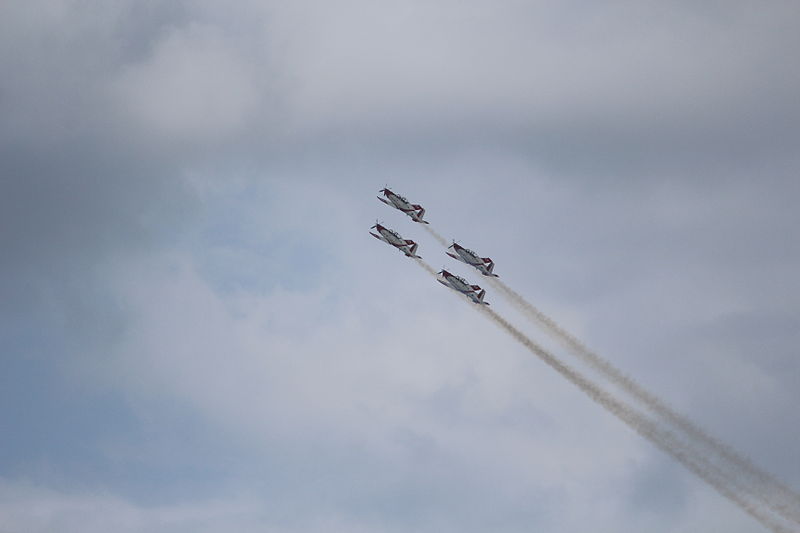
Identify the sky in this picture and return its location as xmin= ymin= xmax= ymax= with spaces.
xmin=1 ymin=1 xmax=799 ymax=532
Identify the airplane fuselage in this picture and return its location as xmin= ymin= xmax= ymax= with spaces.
xmin=378 ymin=189 xmax=428 ymax=223
xmin=444 ymin=274 xmax=471 ymax=293
xmin=387 ymin=193 xmax=412 ymax=212
xmin=370 ymin=224 xmax=420 ymax=258
xmin=456 ymin=247 xmax=480 ymax=265
xmin=436 ymin=270 xmax=489 ymax=304
xmin=447 ymin=243 xmax=498 ymax=277
xmin=378 ymin=227 xmax=405 ymax=246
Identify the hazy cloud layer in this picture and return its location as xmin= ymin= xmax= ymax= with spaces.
xmin=2 ymin=1 xmax=799 ymax=532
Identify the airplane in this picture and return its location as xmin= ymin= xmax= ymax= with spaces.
xmin=437 ymin=269 xmax=489 ymax=305
xmin=378 ymin=188 xmax=429 ymax=224
xmin=446 ymin=242 xmax=498 ymax=277
xmin=370 ymin=223 xmax=422 ymax=258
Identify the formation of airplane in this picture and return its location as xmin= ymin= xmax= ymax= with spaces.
xmin=372 ymin=187 xmax=495 ymax=304
xmin=370 ymin=223 xmax=421 ymax=258
xmin=447 ymin=242 xmax=498 ymax=277
xmin=378 ymin=188 xmax=429 ymax=224
xmin=436 ymin=269 xmax=489 ymax=305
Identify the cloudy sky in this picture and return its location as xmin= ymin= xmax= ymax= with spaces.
xmin=2 ymin=1 xmax=799 ymax=531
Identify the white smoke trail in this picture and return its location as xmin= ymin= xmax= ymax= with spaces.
xmin=414 ymin=258 xmax=438 ymax=276
xmin=419 ymin=220 xmax=800 ymax=521
xmin=423 ymin=224 xmax=449 ymax=247
xmin=486 ymin=277 xmax=800 ymax=525
xmin=413 ymin=255 xmax=796 ymax=531
xmin=478 ymin=306 xmax=794 ymax=533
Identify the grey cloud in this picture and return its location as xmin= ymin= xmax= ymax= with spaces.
xmin=2 ymin=2 xmax=799 ymax=532
xmin=267 ymin=1 xmax=800 ymax=168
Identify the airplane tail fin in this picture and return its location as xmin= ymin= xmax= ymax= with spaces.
xmin=485 ymin=260 xmax=498 ymax=276
xmin=409 ymin=242 xmax=420 ymax=258
xmin=477 ymin=289 xmax=489 ymax=305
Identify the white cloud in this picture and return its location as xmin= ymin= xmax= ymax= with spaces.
xmin=3 ymin=2 xmax=800 ymax=532
xmin=270 ymin=1 xmax=800 ymax=141
xmin=0 ymin=479 xmax=398 ymax=533
xmin=112 ymin=23 xmax=259 ymax=143
xmin=0 ymin=480 xmax=258 ymax=533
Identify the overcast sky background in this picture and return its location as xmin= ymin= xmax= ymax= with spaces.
xmin=2 ymin=1 xmax=799 ymax=532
